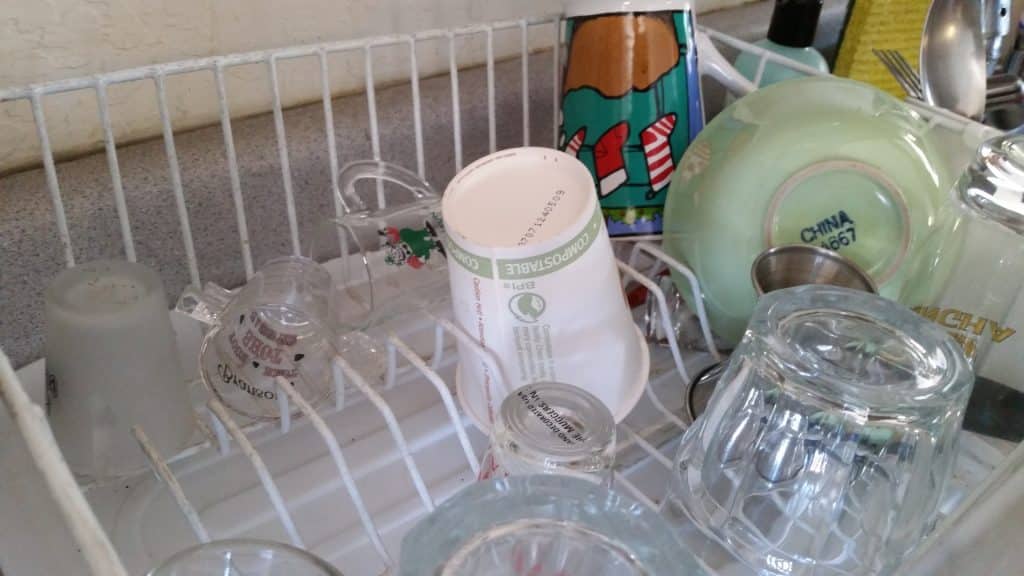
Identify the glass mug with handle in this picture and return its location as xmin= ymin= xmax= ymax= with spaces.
xmin=178 ymin=256 xmax=382 ymax=422
xmin=180 ymin=161 xmax=448 ymax=421
xmin=309 ymin=160 xmax=449 ymax=333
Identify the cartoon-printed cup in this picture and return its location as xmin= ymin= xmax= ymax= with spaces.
xmin=442 ymin=147 xmax=649 ymax=431
xmin=310 ymin=160 xmax=450 ymax=332
xmin=559 ymin=0 xmax=704 ymax=236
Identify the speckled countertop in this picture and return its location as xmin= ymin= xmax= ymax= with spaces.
xmin=0 ymin=1 xmax=847 ymax=367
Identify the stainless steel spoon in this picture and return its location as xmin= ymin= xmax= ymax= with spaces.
xmin=920 ymin=0 xmax=988 ymax=118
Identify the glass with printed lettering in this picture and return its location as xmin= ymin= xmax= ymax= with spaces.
xmin=178 ymin=256 xmax=381 ymax=422
xmin=479 ymin=381 xmax=616 ymax=486
xmin=900 ymin=132 xmax=1024 ymax=440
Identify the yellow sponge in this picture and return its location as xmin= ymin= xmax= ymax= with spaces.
xmin=834 ymin=0 xmax=931 ymax=98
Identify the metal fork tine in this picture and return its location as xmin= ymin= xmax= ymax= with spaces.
xmin=890 ymin=50 xmax=924 ymax=99
xmin=882 ymin=50 xmax=916 ymax=98
xmin=872 ymin=49 xmax=923 ymax=99
xmin=873 ymin=49 xmax=908 ymax=93
xmin=887 ymin=50 xmax=922 ymax=99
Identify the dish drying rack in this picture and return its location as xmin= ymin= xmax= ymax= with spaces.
xmin=0 ymin=15 xmax=1017 ymax=576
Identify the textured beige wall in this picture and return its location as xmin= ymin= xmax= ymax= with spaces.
xmin=0 ymin=0 xmax=749 ymax=175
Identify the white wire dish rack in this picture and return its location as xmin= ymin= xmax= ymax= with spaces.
xmin=0 ymin=14 xmax=1017 ymax=576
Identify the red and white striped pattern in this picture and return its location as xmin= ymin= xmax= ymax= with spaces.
xmin=641 ymin=113 xmax=677 ymax=192
xmin=564 ymin=127 xmax=585 ymax=158
xmin=594 ymin=122 xmax=629 ymax=197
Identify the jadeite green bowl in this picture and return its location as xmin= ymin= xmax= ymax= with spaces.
xmin=663 ymin=76 xmax=952 ymax=346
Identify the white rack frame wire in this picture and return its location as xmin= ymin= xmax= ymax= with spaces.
xmin=0 ymin=15 xmax=1008 ymax=576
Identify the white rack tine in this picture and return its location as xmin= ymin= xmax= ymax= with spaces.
xmin=408 ymin=37 xmax=426 ymax=178
xmin=95 ymin=81 xmax=137 ymax=262
xmin=206 ymin=398 xmax=305 ymax=547
xmin=551 ymin=18 xmax=561 ymax=147
xmin=0 ymin=18 xmax=565 ymax=101
xmin=213 ymin=64 xmax=255 ymax=279
xmin=267 ymin=57 xmax=302 ymax=256
xmin=753 ymin=53 xmax=769 ymax=87
xmin=616 ymin=261 xmax=691 ymax=384
xmin=319 ymin=49 xmax=343 ymax=215
xmin=132 ymin=426 xmax=211 ymax=543
xmin=699 ymin=26 xmax=827 ymax=78
xmin=30 ymin=92 xmax=75 ymax=267
xmin=614 ymin=472 xmax=660 ymax=511
xmin=448 ymin=32 xmax=463 ymax=172
xmin=630 ymin=242 xmax=722 ymax=361
xmin=204 ymin=405 xmax=231 ymax=456
xmin=430 ymin=322 xmax=445 ymax=372
xmin=332 ymin=356 xmax=436 ymax=512
xmin=644 ymin=383 xmax=687 ymax=431
xmin=276 ymin=381 xmax=292 ymax=433
xmin=620 ymin=424 xmax=674 ymax=469
xmin=364 ymin=47 xmax=382 ymax=163
xmin=193 ymin=413 xmax=218 ymax=446
xmin=0 ymin=351 xmax=130 ymax=576
xmin=904 ymin=97 xmax=1000 ymax=138
xmin=333 ymin=361 xmax=347 ymax=411
xmin=155 ymin=73 xmax=201 ymax=286
xmin=364 ymin=46 xmax=385 ymax=207
xmin=320 ymin=51 xmax=350 ymax=260
xmin=427 ymin=313 xmax=509 ymax=398
xmin=520 ymin=20 xmax=530 ymax=146
xmin=385 ymin=341 xmax=398 ymax=390
xmin=388 ymin=334 xmax=480 ymax=476
xmin=273 ymin=376 xmax=395 ymax=568
xmin=485 ymin=27 xmax=497 ymax=154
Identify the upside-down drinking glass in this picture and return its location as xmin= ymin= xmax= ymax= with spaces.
xmin=401 ymin=475 xmax=708 ymax=576
xmin=479 ymin=381 xmax=616 ymax=486
xmin=663 ymin=285 xmax=973 ymax=576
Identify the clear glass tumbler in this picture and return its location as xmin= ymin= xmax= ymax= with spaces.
xmin=147 ymin=539 xmax=342 ymax=575
xmin=400 ymin=475 xmax=708 ymax=576
xmin=479 ymin=381 xmax=616 ymax=486
xmin=899 ymin=131 xmax=1024 ymax=441
xmin=900 ymin=131 xmax=1024 ymax=368
xmin=663 ymin=285 xmax=973 ymax=576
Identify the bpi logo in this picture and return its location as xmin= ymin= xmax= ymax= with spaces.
xmin=508 ymin=292 xmax=546 ymax=323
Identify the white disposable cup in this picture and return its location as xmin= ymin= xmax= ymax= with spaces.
xmin=442 ymin=147 xmax=649 ymax=431
xmin=45 ymin=260 xmax=195 ymax=481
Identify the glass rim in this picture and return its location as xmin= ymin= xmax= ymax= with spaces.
xmin=440 ymin=518 xmax=645 ymax=575
xmin=959 ymin=132 xmax=1024 ymax=235
xmin=754 ymin=285 xmax=973 ymax=412
xmin=44 ymin=259 xmax=166 ymax=320
xmin=399 ymin=475 xmax=706 ymax=576
xmin=147 ymin=538 xmax=343 ymax=576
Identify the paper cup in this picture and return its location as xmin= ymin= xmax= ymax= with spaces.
xmin=442 ymin=147 xmax=649 ymax=431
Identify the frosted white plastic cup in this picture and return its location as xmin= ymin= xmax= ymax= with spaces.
xmin=442 ymin=147 xmax=649 ymax=431
xmin=45 ymin=260 xmax=195 ymax=482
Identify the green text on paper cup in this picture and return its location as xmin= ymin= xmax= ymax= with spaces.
xmin=498 ymin=208 xmax=602 ymax=280
xmin=446 ymin=237 xmax=494 ymax=278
